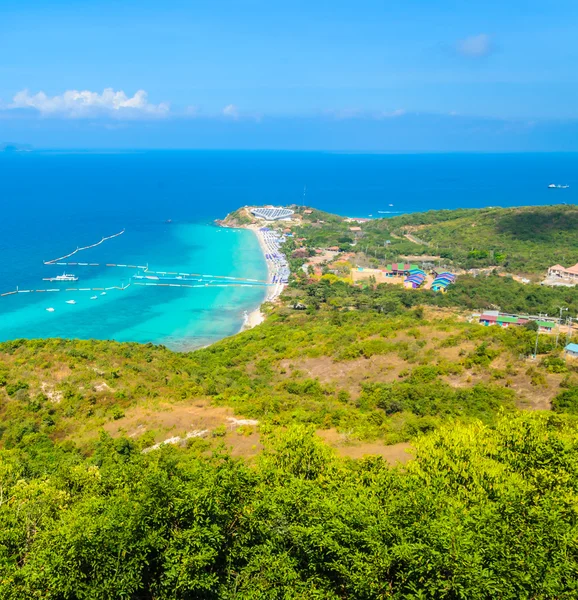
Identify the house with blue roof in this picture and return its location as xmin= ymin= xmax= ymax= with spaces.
xmin=564 ymin=343 xmax=578 ymax=358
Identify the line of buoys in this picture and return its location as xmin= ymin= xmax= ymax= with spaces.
xmin=44 ymin=229 xmax=125 ymax=264
xmin=133 ymin=282 xmax=259 ymax=289
xmin=51 ymin=261 xmax=269 ymax=284
xmin=1 ymin=283 xmax=131 ymax=296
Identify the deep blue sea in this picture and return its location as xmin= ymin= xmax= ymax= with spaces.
xmin=1 ymin=151 xmax=577 ymax=348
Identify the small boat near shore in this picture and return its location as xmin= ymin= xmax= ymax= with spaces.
xmin=548 ymin=183 xmax=570 ymax=189
xmin=65 ymin=299 xmax=76 ymax=305
xmin=46 ymin=307 xmax=55 ymax=312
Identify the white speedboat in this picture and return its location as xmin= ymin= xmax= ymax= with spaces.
xmin=43 ymin=273 xmax=78 ymax=282
xmin=90 ymin=295 xmax=98 ymax=300
xmin=46 ymin=307 xmax=55 ymax=312
xmin=65 ymin=300 xmax=76 ymax=305
xmin=101 ymin=292 xmax=107 ymax=296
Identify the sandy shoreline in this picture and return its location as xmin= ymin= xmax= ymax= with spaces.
xmin=240 ymin=225 xmax=287 ymax=332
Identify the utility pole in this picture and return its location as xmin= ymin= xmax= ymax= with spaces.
xmin=533 ymin=312 xmax=542 ymax=360
xmin=556 ymin=307 xmax=568 ymax=347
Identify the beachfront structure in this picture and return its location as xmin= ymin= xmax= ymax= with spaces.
xmin=548 ymin=263 xmax=578 ymax=282
xmin=251 ymin=207 xmax=294 ymax=221
xmin=565 ymin=343 xmax=578 ymax=358
xmin=431 ymin=272 xmax=457 ymax=293
xmin=478 ymin=311 xmax=555 ymax=332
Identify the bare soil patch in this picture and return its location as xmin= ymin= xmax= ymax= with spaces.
xmin=317 ymin=429 xmax=413 ymax=464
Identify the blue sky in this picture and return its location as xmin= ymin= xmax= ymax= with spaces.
xmin=1 ymin=0 xmax=577 ymax=150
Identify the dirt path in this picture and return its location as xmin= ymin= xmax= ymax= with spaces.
xmin=404 ymin=233 xmax=430 ymax=246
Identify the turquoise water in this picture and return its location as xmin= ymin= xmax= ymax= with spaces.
xmin=1 ymin=150 xmax=577 ymax=349
xmin=0 ymin=221 xmax=267 ymax=350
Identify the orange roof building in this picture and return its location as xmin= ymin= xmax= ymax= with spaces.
xmin=548 ymin=263 xmax=578 ymax=280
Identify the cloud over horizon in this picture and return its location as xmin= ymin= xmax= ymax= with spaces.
xmin=222 ymin=104 xmax=239 ymax=119
xmin=8 ymin=88 xmax=170 ymax=118
xmin=456 ymin=33 xmax=493 ymax=57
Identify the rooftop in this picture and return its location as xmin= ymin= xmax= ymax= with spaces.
xmin=251 ymin=207 xmax=295 ymax=221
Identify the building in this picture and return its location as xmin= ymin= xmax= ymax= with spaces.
xmin=404 ymin=269 xmax=427 ymax=289
xmin=344 ymin=217 xmax=370 ymax=224
xmin=431 ymin=272 xmax=457 ymax=293
xmin=250 ymin=207 xmax=295 ymax=221
xmin=548 ymin=263 xmax=578 ymax=282
xmin=478 ymin=311 xmax=556 ymax=332
xmin=565 ymin=343 xmax=578 ymax=358
xmin=383 ymin=263 xmax=418 ymax=277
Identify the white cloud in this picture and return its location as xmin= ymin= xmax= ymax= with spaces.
xmin=9 ymin=88 xmax=169 ymax=118
xmin=456 ymin=34 xmax=493 ymax=57
xmin=222 ymin=104 xmax=239 ymax=119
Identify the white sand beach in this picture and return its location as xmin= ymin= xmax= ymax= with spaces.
xmin=241 ymin=225 xmax=288 ymax=331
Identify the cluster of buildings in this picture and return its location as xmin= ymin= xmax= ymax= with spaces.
xmin=477 ymin=310 xmax=556 ymax=332
xmin=353 ymin=263 xmax=457 ymax=292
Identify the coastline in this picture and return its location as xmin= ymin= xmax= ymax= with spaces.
xmin=232 ymin=223 xmax=288 ymax=332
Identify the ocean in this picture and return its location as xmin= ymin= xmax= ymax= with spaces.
xmin=1 ymin=150 xmax=577 ymax=348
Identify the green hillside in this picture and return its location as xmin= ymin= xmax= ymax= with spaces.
xmin=1 ymin=300 xmax=576 ymax=452
xmin=3 ymin=202 xmax=578 ymax=597
xmin=363 ymin=204 xmax=578 ymax=273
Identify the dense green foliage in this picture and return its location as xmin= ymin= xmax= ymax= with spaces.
xmin=292 ymin=273 xmax=578 ymax=319
xmin=365 ymin=204 xmax=578 ymax=273
xmin=3 ymin=203 xmax=578 ymax=597
xmin=292 ymin=204 xmax=578 ymax=274
xmin=1 ymin=413 xmax=578 ymax=598
xmin=2 ymin=299 xmax=573 ymax=449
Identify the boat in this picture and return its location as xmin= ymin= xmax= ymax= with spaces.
xmin=65 ymin=300 xmax=76 ymax=305
xmin=548 ymin=184 xmax=570 ymax=189
xmin=389 ymin=203 xmax=394 ymax=206
xmin=42 ymin=273 xmax=78 ymax=282
xmin=46 ymin=307 xmax=55 ymax=312
xmin=90 ymin=295 xmax=98 ymax=300
xmin=101 ymin=292 xmax=107 ymax=296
